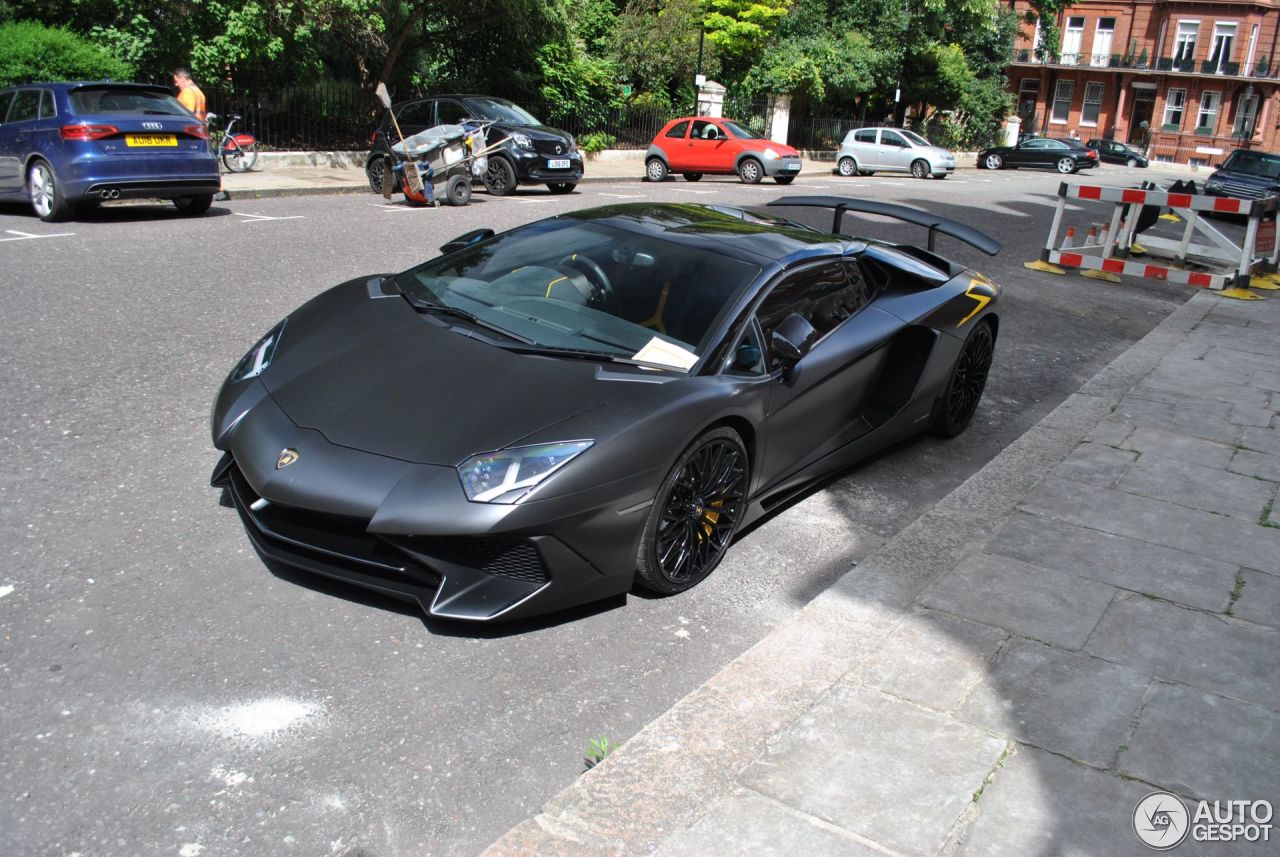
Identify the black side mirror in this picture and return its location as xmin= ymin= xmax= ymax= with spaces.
xmin=771 ymin=313 xmax=817 ymax=383
xmin=440 ymin=228 xmax=494 ymax=255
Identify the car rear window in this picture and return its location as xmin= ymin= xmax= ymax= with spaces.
xmin=1222 ymin=150 xmax=1280 ymax=179
xmin=69 ymin=88 xmax=187 ymax=116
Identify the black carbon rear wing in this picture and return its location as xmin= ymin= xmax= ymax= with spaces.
xmin=768 ymin=195 xmax=1002 ymax=257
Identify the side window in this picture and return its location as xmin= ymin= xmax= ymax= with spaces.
xmin=881 ymin=130 xmax=907 ymax=147
xmin=395 ymin=100 xmax=434 ymax=128
xmin=39 ymin=90 xmax=56 ymax=119
xmin=8 ymin=90 xmax=40 ymax=123
xmin=691 ymin=120 xmax=721 ymax=140
xmin=854 ymin=129 xmax=877 ymax=143
xmin=756 ymin=262 xmax=862 ymax=367
xmin=437 ymin=99 xmax=468 ymax=125
xmin=725 ymin=321 xmax=767 ymax=376
xmin=665 ymin=120 xmax=691 ymax=139
xmin=0 ymin=92 xmax=14 ymax=123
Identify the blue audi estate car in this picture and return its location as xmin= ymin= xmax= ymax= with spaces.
xmin=0 ymin=81 xmax=220 ymax=222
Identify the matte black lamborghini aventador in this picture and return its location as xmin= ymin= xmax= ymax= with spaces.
xmin=211 ymin=198 xmax=1002 ymax=622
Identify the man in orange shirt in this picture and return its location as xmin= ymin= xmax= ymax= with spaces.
xmin=173 ymin=67 xmax=206 ymax=122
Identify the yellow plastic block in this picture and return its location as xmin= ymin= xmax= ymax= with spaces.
xmin=1218 ymin=287 xmax=1266 ymax=301
xmin=1082 ymin=270 xmax=1122 ymax=283
xmin=1249 ymin=277 xmax=1280 ymax=290
xmin=1129 ymin=242 xmax=1148 ymax=256
xmin=1023 ymin=260 xmax=1066 ymax=274
xmin=1159 ymin=213 xmax=1182 ymax=222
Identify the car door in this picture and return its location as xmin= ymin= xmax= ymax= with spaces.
xmin=756 ymin=259 xmax=902 ymax=491
xmin=878 ymin=129 xmax=913 ymax=171
xmin=687 ymin=119 xmax=730 ymax=172
xmin=0 ymin=89 xmax=41 ymax=193
xmin=849 ymin=128 xmax=877 ymax=167
xmin=0 ymin=89 xmax=18 ymax=192
xmin=660 ymin=119 xmax=692 ymax=170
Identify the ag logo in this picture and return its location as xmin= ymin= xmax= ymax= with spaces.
xmin=276 ymin=448 xmax=299 ymax=469
xmin=1134 ymin=792 xmax=1190 ymax=850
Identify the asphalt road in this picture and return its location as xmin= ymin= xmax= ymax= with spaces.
xmin=0 ymin=164 xmax=1214 ymax=856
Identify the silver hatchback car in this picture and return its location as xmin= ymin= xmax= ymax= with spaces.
xmin=836 ymin=127 xmax=956 ymax=179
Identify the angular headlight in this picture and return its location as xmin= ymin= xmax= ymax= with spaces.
xmin=458 ymin=441 xmax=593 ymax=503
xmin=231 ymin=319 xmax=285 ymax=382
xmin=510 ymin=132 xmax=534 ymax=150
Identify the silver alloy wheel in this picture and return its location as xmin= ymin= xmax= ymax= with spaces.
xmin=646 ymin=159 xmax=667 ymax=181
xmin=1057 ymin=157 xmax=1075 ymax=174
xmin=838 ymin=157 xmax=856 ymax=177
xmin=29 ymin=162 xmax=54 ymax=219
xmin=739 ymin=159 xmax=761 ymax=183
xmin=911 ymin=159 xmax=929 ymax=179
xmin=1126 ymin=157 xmax=1138 ymax=168
xmin=984 ymin=154 xmax=1002 ymax=170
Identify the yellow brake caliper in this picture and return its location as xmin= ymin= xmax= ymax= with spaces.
xmin=701 ymin=499 xmax=724 ymax=539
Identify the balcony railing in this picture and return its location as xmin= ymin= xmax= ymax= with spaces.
xmin=1011 ymin=50 xmax=1272 ymax=77
xmin=1201 ymin=59 xmax=1241 ymax=75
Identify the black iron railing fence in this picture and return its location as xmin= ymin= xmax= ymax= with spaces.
xmin=204 ymin=82 xmax=381 ymax=150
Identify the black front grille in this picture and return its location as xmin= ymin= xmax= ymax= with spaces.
xmin=1213 ymin=180 xmax=1272 ymax=200
xmin=412 ymin=536 xmax=549 ymax=584
xmin=534 ymin=139 xmax=570 ymax=157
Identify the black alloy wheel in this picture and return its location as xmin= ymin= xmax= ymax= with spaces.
xmin=484 ymin=156 xmax=517 ymax=195
xmin=635 ymin=428 xmax=749 ymax=594
xmin=933 ymin=319 xmax=994 ymax=437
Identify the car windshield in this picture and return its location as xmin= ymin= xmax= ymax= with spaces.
xmin=902 ymin=130 xmax=931 ymax=146
xmin=464 ymin=97 xmax=541 ymax=126
xmin=722 ymin=121 xmax=763 ymax=140
xmin=1223 ymin=150 xmax=1280 ymax=178
xmin=401 ymin=218 xmax=761 ymax=370
xmin=70 ymin=87 xmax=187 ymax=115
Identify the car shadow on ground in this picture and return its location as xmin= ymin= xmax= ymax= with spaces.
xmin=0 ymin=200 xmax=235 ymax=223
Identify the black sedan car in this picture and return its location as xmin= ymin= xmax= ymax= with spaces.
xmin=1085 ymin=138 xmax=1149 ymax=168
xmin=211 ymin=200 xmax=1002 ymax=622
xmin=366 ymin=94 xmax=582 ymax=196
xmin=978 ymin=137 xmax=1099 ymax=174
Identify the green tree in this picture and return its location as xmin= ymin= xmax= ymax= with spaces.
xmin=0 ymin=20 xmax=132 ymax=85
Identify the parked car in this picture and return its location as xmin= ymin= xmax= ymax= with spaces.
xmin=0 ymin=81 xmax=220 ymax=222
xmin=977 ymin=137 xmax=1099 ymax=174
xmin=210 ymin=200 xmax=1002 ymax=622
xmin=367 ymin=94 xmax=582 ymax=196
xmin=836 ymin=127 xmax=956 ymax=179
xmin=1085 ymin=138 xmax=1149 ymax=168
xmin=1204 ymin=148 xmax=1280 ymax=200
xmin=645 ymin=117 xmax=802 ymax=184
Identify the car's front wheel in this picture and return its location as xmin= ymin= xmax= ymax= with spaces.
xmin=484 ymin=156 xmax=518 ymax=196
xmin=1057 ymin=157 xmax=1077 ymax=174
xmin=28 ymin=160 xmax=74 ymax=222
xmin=983 ymin=154 xmax=1003 ymax=170
xmin=837 ymin=156 xmax=857 ymax=177
xmin=1126 ymin=157 xmax=1139 ymax=168
xmin=646 ymin=158 xmax=669 ymax=182
xmin=911 ymin=159 xmax=930 ymax=179
xmin=738 ymin=157 xmax=763 ymax=184
xmin=682 ymin=173 xmax=702 ymax=182
xmin=635 ymin=427 xmax=749 ymax=595
xmin=932 ymin=319 xmax=995 ymax=438
xmin=547 ymin=182 xmax=575 ymax=194
xmin=173 ymin=194 xmax=213 ymax=215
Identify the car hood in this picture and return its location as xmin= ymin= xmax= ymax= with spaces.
xmin=489 ymin=122 xmax=572 ymax=141
xmin=260 ymin=281 xmax=617 ymax=466
xmin=922 ymin=145 xmax=954 ymax=159
xmin=1210 ymin=167 xmax=1279 ymax=187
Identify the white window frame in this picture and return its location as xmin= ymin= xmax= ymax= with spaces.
xmin=1246 ymin=23 xmax=1260 ymax=72
xmin=1196 ymin=91 xmax=1220 ymax=133
xmin=1174 ymin=20 xmax=1200 ymax=66
xmin=1092 ymin=18 xmax=1116 ymax=67
xmin=1081 ymin=82 xmax=1105 ymax=125
xmin=1163 ymin=88 xmax=1187 ymax=128
xmin=1051 ymin=80 xmax=1075 ymax=123
xmin=1234 ymin=93 xmax=1260 ymax=136
xmin=1210 ymin=22 xmax=1238 ymax=72
xmin=1062 ymin=16 xmax=1085 ymax=65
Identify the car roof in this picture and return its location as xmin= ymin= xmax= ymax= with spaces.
xmin=559 ymin=203 xmax=847 ymax=265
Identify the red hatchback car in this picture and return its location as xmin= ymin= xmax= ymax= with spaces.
xmin=645 ymin=116 xmax=803 ymax=184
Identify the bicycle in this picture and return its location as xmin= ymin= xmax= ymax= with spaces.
xmin=206 ymin=112 xmax=258 ymax=173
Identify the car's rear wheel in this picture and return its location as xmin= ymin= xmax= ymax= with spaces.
xmin=837 ymin=156 xmax=857 ymax=177
xmin=646 ymin=158 xmax=669 ymax=182
xmin=1057 ymin=157 xmax=1077 ymax=174
xmin=547 ymin=182 xmax=575 ymax=194
xmin=173 ymin=194 xmax=213 ymax=215
xmin=366 ymin=157 xmax=386 ymax=192
xmin=28 ymin=160 xmax=73 ymax=223
xmin=1126 ymin=157 xmax=1139 ymax=168
xmin=910 ymin=159 xmax=930 ymax=179
xmin=932 ymin=319 xmax=995 ymax=438
xmin=484 ymin=156 xmax=517 ymax=195
xmin=984 ymin=153 xmax=1003 ymax=170
xmin=635 ymin=427 xmax=749 ymax=595
xmin=738 ymin=158 xmax=763 ymax=184
xmin=682 ymin=173 xmax=702 ymax=182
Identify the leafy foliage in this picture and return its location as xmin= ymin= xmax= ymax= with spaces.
xmin=0 ymin=20 xmax=132 ymax=86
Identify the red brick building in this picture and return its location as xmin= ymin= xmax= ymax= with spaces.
xmin=1006 ymin=0 xmax=1280 ymax=164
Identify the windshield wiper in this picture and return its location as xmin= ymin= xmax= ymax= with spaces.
xmin=402 ymin=293 xmax=534 ymax=343
xmin=502 ymin=344 xmax=626 ymax=363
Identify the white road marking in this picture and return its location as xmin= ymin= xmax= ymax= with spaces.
xmin=0 ymin=584 xmax=13 ymax=599
xmin=597 ymin=192 xmax=643 ymax=198
xmin=671 ymin=189 xmax=716 ymax=195
xmin=234 ymin=213 xmax=305 ymax=222
xmin=609 ymin=184 xmax=642 ymax=189
xmin=1 ymin=229 xmax=75 ymax=242
xmin=804 ymin=184 xmax=831 ymax=189
xmin=515 ymin=198 xmax=555 ymax=204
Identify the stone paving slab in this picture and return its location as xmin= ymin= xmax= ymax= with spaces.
xmin=1086 ymin=592 xmax=1280 ymax=710
xmin=1120 ymin=425 xmax=1235 ymax=469
xmin=1115 ymin=453 xmax=1276 ymax=520
xmin=740 ymin=686 xmax=1006 ymax=857
xmin=920 ymin=552 xmax=1116 ymax=649
xmin=1240 ymin=425 xmax=1280 ymax=457
xmin=1050 ymin=441 xmax=1136 ymax=488
xmin=1109 ymin=396 xmax=1239 ymax=444
xmin=1121 ymin=681 xmax=1280 ymax=802
xmin=958 ymin=638 xmax=1150 ymax=766
xmin=985 ymin=512 xmax=1236 ymax=612
xmin=1232 ymin=569 xmax=1280 ymax=629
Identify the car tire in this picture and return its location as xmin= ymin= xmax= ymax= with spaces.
xmin=28 ymin=160 xmax=74 ymax=223
xmin=366 ymin=157 xmax=385 ymax=192
xmin=546 ymin=182 xmax=575 ymax=194
xmin=837 ymin=157 xmax=857 ymax=177
xmin=173 ymin=194 xmax=214 ymax=215
xmin=1126 ymin=157 xmax=1139 ymax=168
xmin=738 ymin=157 xmax=763 ymax=184
xmin=646 ymin=158 xmax=669 ymax=182
xmin=910 ymin=159 xmax=930 ymax=179
xmin=634 ymin=426 xmax=750 ymax=595
xmin=682 ymin=173 xmax=702 ymax=182
xmin=774 ymin=175 xmax=796 ymax=185
xmin=446 ymin=174 xmax=472 ymax=206
xmin=484 ymin=156 xmax=518 ymax=196
xmin=932 ymin=319 xmax=995 ymax=438
xmin=1057 ymin=157 xmax=1077 ymax=174
xmin=984 ymin=154 xmax=1003 ymax=170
